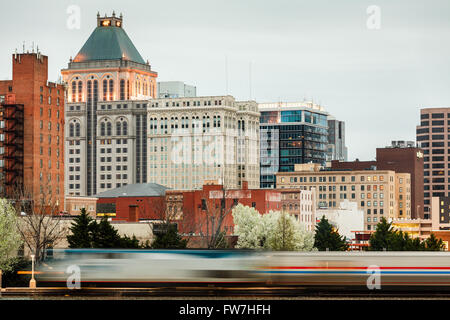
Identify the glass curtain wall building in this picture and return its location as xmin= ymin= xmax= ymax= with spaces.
xmin=259 ymin=102 xmax=329 ymax=188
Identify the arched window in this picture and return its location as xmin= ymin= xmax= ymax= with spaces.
xmin=100 ymin=122 xmax=106 ymax=136
xmin=71 ymin=81 xmax=76 ymax=102
xmin=120 ymin=79 xmax=125 ymax=100
xmin=122 ymin=121 xmax=128 ymax=136
xmin=109 ymin=79 xmax=114 ymax=101
xmin=75 ymin=123 xmax=80 ymax=137
xmin=77 ymin=81 xmax=82 ymax=102
xmin=69 ymin=123 xmax=74 ymax=137
xmin=106 ymin=122 xmax=112 ymax=136
xmin=116 ymin=122 xmax=122 ymax=136
xmin=103 ymin=79 xmax=108 ymax=101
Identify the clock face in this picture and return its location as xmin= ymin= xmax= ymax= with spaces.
xmin=417 ymin=151 xmax=423 ymax=159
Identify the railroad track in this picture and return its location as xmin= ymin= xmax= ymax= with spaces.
xmin=3 ymin=286 xmax=450 ymax=298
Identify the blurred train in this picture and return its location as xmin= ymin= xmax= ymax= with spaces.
xmin=35 ymin=249 xmax=450 ymax=289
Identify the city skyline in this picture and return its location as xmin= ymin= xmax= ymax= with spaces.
xmin=1 ymin=0 xmax=450 ymax=161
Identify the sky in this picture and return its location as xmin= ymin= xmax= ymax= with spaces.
xmin=1 ymin=0 xmax=450 ymax=161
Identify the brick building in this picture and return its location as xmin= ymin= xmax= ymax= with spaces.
xmin=0 ymin=52 xmax=65 ymax=211
xmin=165 ymin=181 xmax=282 ymax=237
xmin=93 ymin=181 xmax=282 ymax=238
xmin=0 ymin=94 xmax=24 ymax=198
xmin=330 ymin=140 xmax=424 ymax=219
xmin=95 ymin=183 xmax=169 ymax=221
xmin=277 ymin=163 xmax=411 ymax=231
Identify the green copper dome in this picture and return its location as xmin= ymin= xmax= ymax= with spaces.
xmin=73 ymin=26 xmax=146 ymax=64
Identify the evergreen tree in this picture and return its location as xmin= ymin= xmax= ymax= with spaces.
xmin=67 ymin=208 xmax=95 ymax=248
xmin=119 ymin=235 xmax=141 ymax=248
xmin=424 ymin=233 xmax=445 ymax=251
xmin=314 ymin=216 xmax=348 ymax=251
xmin=151 ymin=224 xmax=187 ymax=249
xmin=369 ymin=217 xmax=394 ymax=250
xmin=90 ymin=217 xmax=122 ymax=248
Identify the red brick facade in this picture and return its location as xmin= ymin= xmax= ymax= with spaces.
xmin=97 ymin=182 xmax=282 ymax=237
xmin=0 ymin=53 xmax=65 ymax=211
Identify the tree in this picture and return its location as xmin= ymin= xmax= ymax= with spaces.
xmin=232 ymin=204 xmax=262 ymax=249
xmin=314 ymin=216 xmax=348 ymax=251
xmin=119 ymin=235 xmax=141 ymax=248
xmin=369 ymin=217 xmax=445 ymax=251
xmin=90 ymin=217 xmax=123 ymax=248
xmin=368 ymin=217 xmax=394 ymax=251
xmin=268 ymin=212 xmax=300 ymax=251
xmin=232 ymin=205 xmax=315 ymax=251
xmin=0 ymin=198 xmax=22 ymax=271
xmin=66 ymin=210 xmax=141 ymax=249
xmin=67 ymin=208 xmax=95 ymax=248
xmin=151 ymin=224 xmax=187 ymax=249
xmin=424 ymin=233 xmax=445 ymax=251
xmin=199 ymin=188 xmax=237 ymax=249
xmin=14 ymin=184 xmax=68 ymax=263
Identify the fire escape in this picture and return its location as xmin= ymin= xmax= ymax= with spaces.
xmin=0 ymin=100 xmax=24 ymax=198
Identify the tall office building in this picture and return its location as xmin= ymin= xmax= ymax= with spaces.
xmin=63 ymin=13 xmax=259 ymax=195
xmin=416 ymin=107 xmax=450 ymax=216
xmin=62 ymin=13 xmax=158 ymax=196
xmin=327 ymin=116 xmax=347 ymax=162
xmin=147 ymin=96 xmax=260 ymax=190
xmin=157 ymin=81 xmax=196 ymax=98
xmin=0 ymin=52 xmax=65 ymax=211
xmin=259 ymin=101 xmax=329 ymax=188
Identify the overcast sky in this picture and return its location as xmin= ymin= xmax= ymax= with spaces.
xmin=1 ymin=0 xmax=450 ymax=161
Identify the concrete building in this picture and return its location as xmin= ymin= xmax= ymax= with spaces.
xmin=0 ymin=52 xmax=65 ymax=211
xmin=391 ymin=218 xmax=432 ymax=240
xmin=327 ymin=116 xmax=347 ymax=162
xmin=316 ymin=200 xmax=364 ymax=241
xmin=416 ymin=108 xmax=450 ymax=216
xmin=63 ymin=13 xmax=259 ymax=195
xmin=276 ymin=163 xmax=411 ymax=231
xmin=259 ymin=101 xmax=329 ymax=189
xmin=64 ymin=196 xmax=98 ymax=217
xmin=330 ymin=140 xmax=424 ymax=219
xmin=279 ymin=188 xmax=316 ymax=231
xmin=62 ymin=13 xmax=158 ymax=197
xmin=147 ymin=96 xmax=260 ymax=190
xmin=157 ymin=81 xmax=196 ymax=98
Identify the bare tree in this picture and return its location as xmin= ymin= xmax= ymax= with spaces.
xmin=11 ymin=181 xmax=68 ymax=263
xmin=198 ymin=187 xmax=237 ymax=249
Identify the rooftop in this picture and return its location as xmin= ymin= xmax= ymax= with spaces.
xmin=72 ymin=13 xmax=146 ymax=65
xmin=95 ymin=183 xmax=170 ymax=198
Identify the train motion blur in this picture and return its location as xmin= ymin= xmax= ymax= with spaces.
xmin=36 ymin=249 xmax=450 ymax=289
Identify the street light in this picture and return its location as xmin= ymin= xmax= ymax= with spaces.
xmin=29 ymin=254 xmax=36 ymax=289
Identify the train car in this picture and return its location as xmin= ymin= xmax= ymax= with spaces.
xmin=36 ymin=250 xmax=450 ymax=291
xmin=256 ymin=251 xmax=450 ymax=290
xmin=36 ymin=249 xmax=262 ymax=287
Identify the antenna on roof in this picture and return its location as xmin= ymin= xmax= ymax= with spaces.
xmin=225 ymin=55 xmax=229 ymax=95
xmin=249 ymin=61 xmax=252 ymax=101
